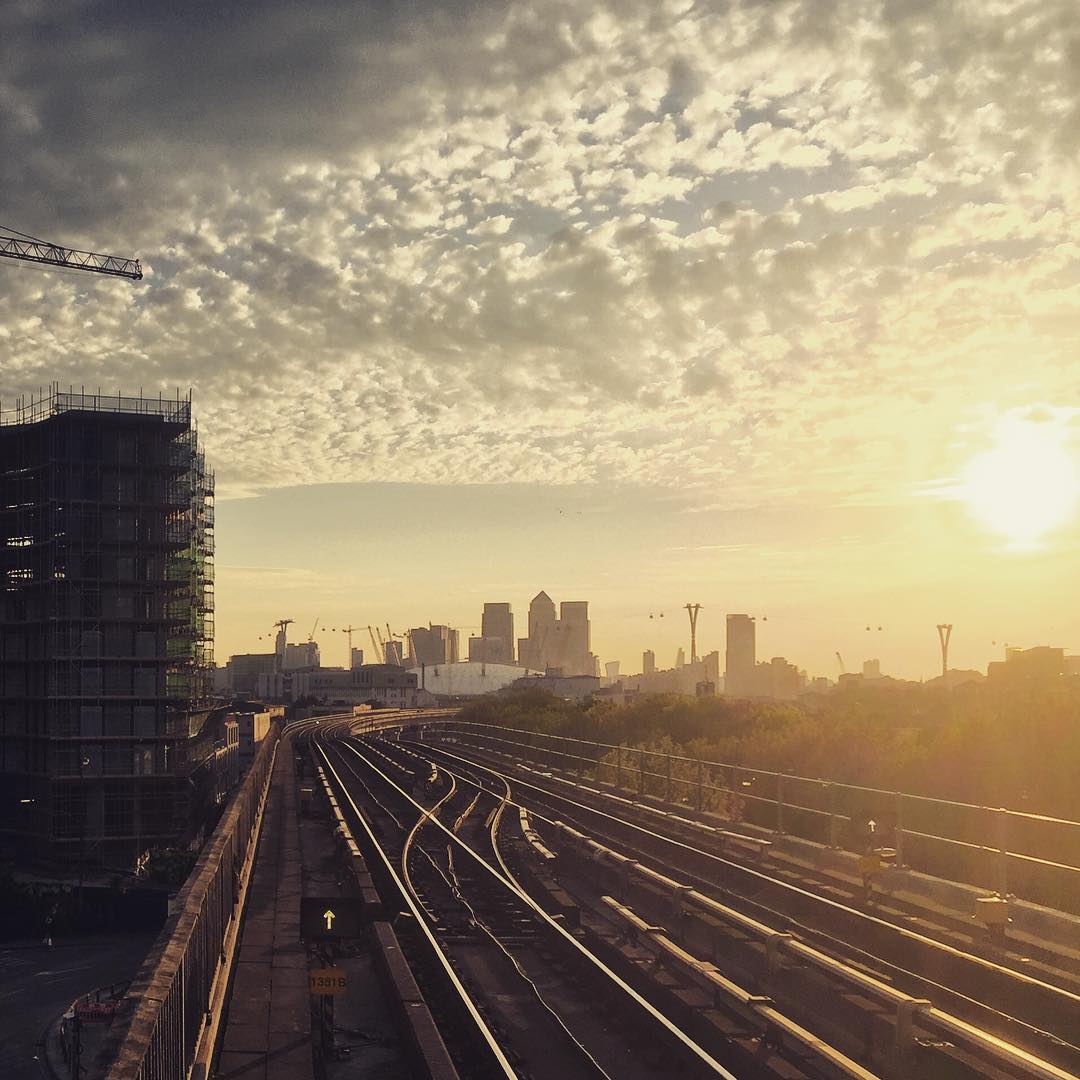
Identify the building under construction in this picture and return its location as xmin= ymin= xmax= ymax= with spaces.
xmin=0 ymin=388 xmax=214 ymax=871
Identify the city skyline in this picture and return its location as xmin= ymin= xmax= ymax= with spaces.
xmin=4 ymin=0 xmax=1080 ymax=681
xmin=211 ymin=478 xmax=1079 ymax=681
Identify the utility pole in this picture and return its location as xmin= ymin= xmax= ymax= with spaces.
xmin=936 ymin=624 xmax=953 ymax=679
xmin=684 ymin=603 xmax=702 ymax=664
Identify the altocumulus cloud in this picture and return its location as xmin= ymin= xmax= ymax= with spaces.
xmin=1 ymin=0 xmax=1078 ymax=503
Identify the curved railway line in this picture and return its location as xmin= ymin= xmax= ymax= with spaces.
xmin=313 ymin=721 xmax=742 ymax=1079
xmin=308 ymin=716 xmax=912 ymax=1080
xmin=379 ymin=724 xmax=1080 ymax=1080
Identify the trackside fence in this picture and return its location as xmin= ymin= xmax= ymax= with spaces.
xmin=100 ymin=722 xmax=281 ymax=1080
xmin=424 ymin=721 xmax=1080 ymax=915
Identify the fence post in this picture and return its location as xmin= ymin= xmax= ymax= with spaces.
xmin=894 ymin=792 xmax=904 ymax=867
xmin=995 ymin=807 xmax=1010 ymax=895
xmin=595 ymin=741 xmax=601 ymax=783
xmin=577 ymin=737 xmax=583 ymax=778
xmin=665 ymin=755 xmax=673 ymax=804
xmin=616 ymin=745 xmax=623 ymax=791
xmin=827 ymin=783 xmax=840 ymax=849
xmin=638 ymin=750 xmax=646 ymax=797
xmin=776 ymin=774 xmax=785 ymax=835
xmin=696 ymin=758 xmax=704 ymax=812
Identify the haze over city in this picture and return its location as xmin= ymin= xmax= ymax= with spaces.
xmin=5 ymin=4 xmax=1080 ymax=1080
xmin=2 ymin=2 xmax=1079 ymax=680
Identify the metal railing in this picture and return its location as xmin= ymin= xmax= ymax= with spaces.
xmin=428 ymin=721 xmax=1080 ymax=914
xmin=101 ymin=722 xmax=281 ymax=1080
xmin=0 ymin=387 xmax=190 ymax=427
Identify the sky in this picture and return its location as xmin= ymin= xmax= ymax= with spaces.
xmin=2 ymin=0 xmax=1079 ymax=679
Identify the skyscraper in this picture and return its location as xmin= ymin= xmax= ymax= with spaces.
xmin=480 ymin=602 xmax=515 ymax=664
xmin=518 ymin=592 xmax=595 ymax=675
xmin=519 ymin=591 xmax=556 ymax=671
xmin=0 ymin=389 xmax=214 ymax=869
xmin=558 ymin=601 xmax=591 ymax=676
xmin=642 ymin=649 xmax=656 ymax=675
xmin=408 ymin=624 xmax=458 ymax=666
xmin=725 ymin=614 xmax=756 ymax=696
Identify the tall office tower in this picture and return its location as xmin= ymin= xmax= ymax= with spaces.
xmin=481 ymin=602 xmax=515 ymax=665
xmin=642 ymin=649 xmax=656 ymax=675
xmin=383 ymin=640 xmax=403 ymax=667
xmin=725 ymin=614 xmax=756 ymax=696
xmin=559 ymin=601 xmax=591 ymax=676
xmin=0 ymin=389 xmax=214 ymax=869
xmin=519 ymin=591 xmax=557 ymax=671
xmin=350 ymin=647 xmax=364 ymax=670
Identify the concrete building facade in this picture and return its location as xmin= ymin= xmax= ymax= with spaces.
xmin=290 ymin=664 xmax=427 ymax=709
xmin=725 ymin=614 xmax=756 ymax=697
xmin=480 ymin=602 xmax=515 ymax=665
xmin=408 ymin=624 xmax=458 ymax=667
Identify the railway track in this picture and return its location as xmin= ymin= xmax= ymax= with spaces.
xmin=391 ymin=729 xmax=1080 ymax=1080
xmin=314 ymin=718 xmax=898 ymax=1079
xmin=315 ymin=723 xmax=741 ymax=1079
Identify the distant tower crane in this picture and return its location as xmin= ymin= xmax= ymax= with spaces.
xmin=332 ymin=624 xmax=363 ymax=667
xmin=1 ymin=224 xmax=142 ymax=280
xmin=684 ymin=603 xmax=702 ymax=664
xmin=367 ymin=625 xmax=382 ymax=663
xmin=272 ymin=618 xmax=294 ymax=672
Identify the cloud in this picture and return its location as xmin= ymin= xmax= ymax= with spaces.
xmin=0 ymin=0 xmax=1078 ymax=512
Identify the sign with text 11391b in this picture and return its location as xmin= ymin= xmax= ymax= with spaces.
xmin=309 ymin=968 xmax=347 ymax=996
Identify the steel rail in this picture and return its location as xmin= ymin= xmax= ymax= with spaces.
xmin=401 ymin=769 xmax=458 ymax=926
xmin=312 ymin=734 xmax=519 ymax=1080
xmin=340 ymin=734 xmax=739 ymax=1080
xmin=413 ymin=746 xmax=881 ymax=1080
xmin=601 ymin=897 xmax=881 ymax=1080
xmin=415 ymin=738 xmax=1080 ymax=1080
xmin=422 ymin=737 xmax=1080 ymax=1012
xmin=431 ymin=761 xmax=619 ymax=1080
xmin=436 ymin=721 xmax=1080 ymax=881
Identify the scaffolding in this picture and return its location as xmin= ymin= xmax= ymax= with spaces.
xmin=0 ymin=386 xmax=215 ymax=869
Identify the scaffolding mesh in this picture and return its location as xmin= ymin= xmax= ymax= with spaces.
xmin=0 ymin=389 xmax=214 ymax=869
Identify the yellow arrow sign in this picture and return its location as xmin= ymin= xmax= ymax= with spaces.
xmin=323 ymin=909 xmax=335 ymax=930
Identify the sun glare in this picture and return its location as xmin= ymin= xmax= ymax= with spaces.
xmin=960 ymin=415 xmax=1080 ymax=549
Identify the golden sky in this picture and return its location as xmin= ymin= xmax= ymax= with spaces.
xmin=2 ymin=1 xmax=1078 ymax=678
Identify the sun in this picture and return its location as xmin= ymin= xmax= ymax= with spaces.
xmin=959 ymin=415 xmax=1080 ymax=549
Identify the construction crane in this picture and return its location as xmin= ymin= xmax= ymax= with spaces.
xmin=308 ymin=617 xmax=319 ymax=643
xmin=1 ymin=224 xmax=142 ymax=280
xmin=835 ymin=651 xmax=845 ymax=676
xmin=367 ymin=625 xmax=385 ymax=664
xmin=331 ymin=624 xmax=363 ymax=667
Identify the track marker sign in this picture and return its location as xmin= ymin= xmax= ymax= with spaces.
xmin=309 ymin=968 xmax=347 ymax=995
xmin=301 ymin=897 xmax=363 ymax=940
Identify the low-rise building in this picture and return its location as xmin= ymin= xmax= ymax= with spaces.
xmin=291 ymin=664 xmax=430 ymax=708
xmin=224 ymin=653 xmax=277 ymax=696
xmin=414 ymin=661 xmax=538 ymax=697
xmin=510 ymin=673 xmax=602 ymax=701
xmin=229 ymin=705 xmax=285 ymax=772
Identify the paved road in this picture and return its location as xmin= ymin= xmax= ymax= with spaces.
xmin=0 ymin=934 xmax=156 ymax=1079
